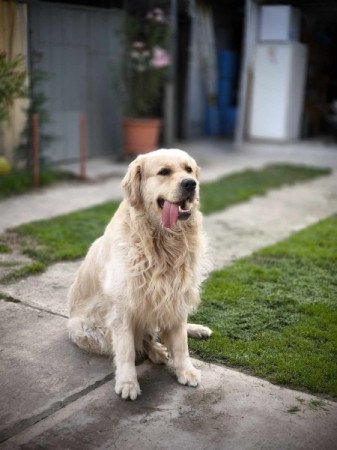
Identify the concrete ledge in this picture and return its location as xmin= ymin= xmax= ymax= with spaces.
xmin=0 ymin=302 xmax=113 ymax=443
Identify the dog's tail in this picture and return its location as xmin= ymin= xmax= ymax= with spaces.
xmin=187 ymin=323 xmax=212 ymax=339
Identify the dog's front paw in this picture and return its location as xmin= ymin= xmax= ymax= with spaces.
xmin=177 ymin=367 xmax=201 ymax=387
xmin=115 ymin=380 xmax=141 ymax=400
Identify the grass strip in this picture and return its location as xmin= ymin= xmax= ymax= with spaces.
xmin=0 ymin=170 xmax=77 ymax=199
xmin=190 ymin=216 xmax=337 ymax=397
xmin=200 ymin=164 xmax=330 ymax=214
xmin=18 ymin=202 xmax=120 ymax=265
xmin=0 ymin=261 xmax=46 ymax=283
xmin=0 ymin=242 xmax=11 ymax=253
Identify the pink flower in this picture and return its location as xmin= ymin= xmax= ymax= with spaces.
xmin=154 ymin=8 xmax=165 ymax=22
xmin=150 ymin=47 xmax=171 ymax=68
xmin=146 ymin=8 xmax=165 ymax=23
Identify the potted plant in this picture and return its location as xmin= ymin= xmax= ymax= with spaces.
xmin=118 ymin=7 xmax=171 ymax=154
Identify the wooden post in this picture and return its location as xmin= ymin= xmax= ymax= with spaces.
xmin=32 ymin=113 xmax=40 ymax=188
xmin=79 ymin=112 xmax=88 ymax=181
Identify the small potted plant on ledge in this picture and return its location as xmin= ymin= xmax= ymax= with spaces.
xmin=119 ymin=7 xmax=171 ymax=154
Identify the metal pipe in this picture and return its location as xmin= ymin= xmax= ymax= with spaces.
xmin=79 ymin=112 xmax=88 ymax=181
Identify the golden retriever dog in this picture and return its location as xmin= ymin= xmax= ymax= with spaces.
xmin=67 ymin=149 xmax=212 ymax=400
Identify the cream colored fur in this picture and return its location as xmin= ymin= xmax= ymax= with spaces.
xmin=67 ymin=149 xmax=212 ymax=400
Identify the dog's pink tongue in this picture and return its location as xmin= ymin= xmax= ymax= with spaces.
xmin=161 ymin=201 xmax=179 ymax=229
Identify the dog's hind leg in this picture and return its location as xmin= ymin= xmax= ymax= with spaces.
xmin=143 ymin=334 xmax=169 ymax=364
xmin=68 ymin=316 xmax=111 ymax=355
xmin=187 ymin=323 xmax=212 ymax=339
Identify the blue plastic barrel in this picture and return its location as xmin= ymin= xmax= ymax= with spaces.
xmin=218 ymin=79 xmax=233 ymax=107
xmin=205 ymin=104 xmax=219 ymax=136
xmin=218 ymin=106 xmax=238 ymax=136
xmin=218 ymin=51 xmax=238 ymax=79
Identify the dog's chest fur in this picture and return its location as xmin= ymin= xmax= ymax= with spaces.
xmin=125 ymin=225 xmax=202 ymax=330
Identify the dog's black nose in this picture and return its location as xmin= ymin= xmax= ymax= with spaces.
xmin=181 ymin=178 xmax=196 ymax=191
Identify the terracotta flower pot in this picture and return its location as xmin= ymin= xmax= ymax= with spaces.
xmin=122 ymin=118 xmax=162 ymax=154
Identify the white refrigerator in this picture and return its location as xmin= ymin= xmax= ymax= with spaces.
xmin=248 ymin=43 xmax=307 ymax=141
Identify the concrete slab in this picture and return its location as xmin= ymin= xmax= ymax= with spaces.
xmin=183 ymin=139 xmax=337 ymax=182
xmin=0 ymin=178 xmax=124 ymax=234
xmin=2 ymin=360 xmax=336 ymax=449
xmin=57 ymin=141 xmax=337 ymax=183
xmin=57 ymin=157 xmax=128 ymax=181
xmin=0 ymin=302 xmax=113 ymax=442
xmin=1 ymin=261 xmax=80 ymax=317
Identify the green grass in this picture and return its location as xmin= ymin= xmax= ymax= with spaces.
xmin=9 ymin=164 xmax=330 ymax=268
xmin=17 ymin=202 xmax=120 ymax=265
xmin=200 ymin=164 xmax=330 ymax=214
xmin=0 ymin=170 xmax=77 ymax=199
xmin=189 ymin=216 xmax=337 ymax=397
xmin=0 ymin=261 xmax=16 ymax=267
xmin=0 ymin=242 xmax=11 ymax=253
xmin=307 ymin=399 xmax=329 ymax=411
xmin=0 ymin=261 xmax=46 ymax=283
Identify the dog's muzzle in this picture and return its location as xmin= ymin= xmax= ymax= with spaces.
xmin=181 ymin=178 xmax=196 ymax=192
xmin=158 ymin=179 xmax=197 ymax=229
xmin=180 ymin=178 xmax=196 ymax=200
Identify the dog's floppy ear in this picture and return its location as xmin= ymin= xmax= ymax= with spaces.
xmin=195 ymin=165 xmax=201 ymax=180
xmin=122 ymin=156 xmax=143 ymax=209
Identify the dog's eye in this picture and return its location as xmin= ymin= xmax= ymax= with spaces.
xmin=185 ymin=166 xmax=193 ymax=173
xmin=158 ymin=168 xmax=171 ymax=176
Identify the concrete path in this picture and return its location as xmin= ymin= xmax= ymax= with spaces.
xmin=1 ymin=139 xmax=337 ymax=233
xmin=1 ymin=140 xmax=337 ymax=448
xmin=2 ymin=360 xmax=336 ymax=450
xmin=1 ymin=168 xmax=337 ymax=447
xmin=0 ymin=301 xmax=113 ymax=444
